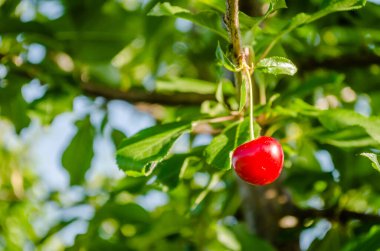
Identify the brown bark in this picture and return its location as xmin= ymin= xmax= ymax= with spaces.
xmin=81 ymin=82 xmax=215 ymax=105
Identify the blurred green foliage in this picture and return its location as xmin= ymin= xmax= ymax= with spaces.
xmin=1 ymin=0 xmax=380 ymax=250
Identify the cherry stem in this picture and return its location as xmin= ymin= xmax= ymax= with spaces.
xmin=225 ymin=0 xmax=255 ymax=140
xmin=243 ymin=64 xmax=255 ymax=140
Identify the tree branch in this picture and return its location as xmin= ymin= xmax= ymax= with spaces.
xmin=296 ymin=207 xmax=380 ymax=225
xmin=298 ymin=53 xmax=380 ymax=72
xmin=225 ymin=0 xmax=244 ymax=65
xmin=225 ymin=0 xmax=252 ymax=96
xmin=81 ymin=82 xmax=215 ymax=105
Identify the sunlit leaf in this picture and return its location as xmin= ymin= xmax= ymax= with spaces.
xmin=116 ymin=121 xmax=191 ymax=176
xmin=270 ymin=0 xmax=287 ymax=11
xmin=204 ymin=119 xmax=253 ymax=170
xmin=215 ymin=81 xmax=224 ymax=103
xmin=360 ymin=153 xmax=380 ymax=173
xmin=256 ymin=56 xmax=297 ymax=76
xmin=239 ymin=78 xmax=247 ymax=112
xmin=148 ymin=2 xmax=190 ymax=16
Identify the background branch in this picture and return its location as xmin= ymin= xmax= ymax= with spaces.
xmin=81 ymin=82 xmax=215 ymax=105
xmin=298 ymin=53 xmax=380 ymax=72
xmin=297 ymin=207 xmax=380 ymax=225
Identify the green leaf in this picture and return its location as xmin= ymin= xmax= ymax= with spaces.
xmin=62 ymin=116 xmax=95 ymax=185
xmin=309 ymin=225 xmax=345 ymax=251
xmin=148 ymin=2 xmax=228 ymax=40
xmin=156 ymin=154 xmax=188 ymax=189
xmin=240 ymin=0 xmax=287 ymax=30
xmin=116 ymin=121 xmax=191 ymax=176
xmin=360 ymin=153 xmax=380 ymax=173
xmin=288 ymin=0 xmax=366 ymax=27
xmin=284 ymin=72 xmax=345 ymax=99
xmin=204 ymin=119 xmax=251 ymax=170
xmin=319 ymin=110 xmax=380 ymax=144
xmin=310 ymin=127 xmax=378 ymax=148
xmin=112 ymin=176 xmax=149 ymax=194
xmin=229 ymin=223 xmax=276 ymax=251
xmin=319 ymin=0 xmax=367 ymax=16
xmin=198 ymin=0 xmax=225 ymax=12
xmin=215 ymin=81 xmax=224 ymax=103
xmin=216 ymin=225 xmax=241 ymax=251
xmin=342 ymin=225 xmax=380 ymax=251
xmin=0 ymin=94 xmax=30 ymax=133
xmin=216 ymin=42 xmax=239 ymax=72
xmin=157 ymin=147 xmax=204 ymax=189
xmin=0 ymin=74 xmax=30 ymax=133
xmin=201 ymin=100 xmax=229 ymax=117
xmin=148 ymin=2 xmax=190 ymax=16
xmin=270 ymin=0 xmax=287 ymax=11
xmin=111 ymin=128 xmax=127 ymax=148
xmin=97 ymin=202 xmax=151 ymax=224
xmin=258 ymin=0 xmax=366 ymax=57
xmin=256 ymin=56 xmax=297 ymax=76
xmin=30 ymin=89 xmax=75 ymax=125
xmin=37 ymin=219 xmax=77 ymax=245
xmin=128 ymin=211 xmax=188 ymax=249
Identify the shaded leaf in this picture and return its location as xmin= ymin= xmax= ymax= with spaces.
xmin=97 ymin=202 xmax=151 ymax=224
xmin=311 ymin=127 xmax=378 ymax=148
xmin=240 ymin=0 xmax=287 ymax=30
xmin=342 ymin=225 xmax=380 ymax=251
xmin=0 ymin=74 xmax=30 ymax=133
xmin=156 ymin=153 xmax=189 ymax=189
xmin=0 ymin=94 xmax=30 ymax=133
xmin=112 ymin=176 xmax=150 ymax=194
xmin=259 ymin=0 xmax=366 ymax=57
xmin=111 ymin=128 xmax=127 ymax=148
xmin=62 ymin=116 xmax=95 ymax=185
xmin=319 ymin=110 xmax=380 ymax=144
xmin=216 ymin=42 xmax=239 ymax=72
xmin=309 ymin=225 xmax=345 ymax=251
xmin=229 ymin=223 xmax=276 ymax=251
xmin=157 ymin=147 xmax=204 ymax=189
xmin=128 ymin=211 xmax=188 ymax=249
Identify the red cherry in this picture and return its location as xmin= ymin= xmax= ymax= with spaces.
xmin=232 ymin=136 xmax=284 ymax=186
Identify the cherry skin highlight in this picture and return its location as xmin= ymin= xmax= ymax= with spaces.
xmin=232 ymin=136 xmax=284 ymax=186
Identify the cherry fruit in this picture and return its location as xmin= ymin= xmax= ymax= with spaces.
xmin=232 ymin=136 xmax=284 ymax=186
